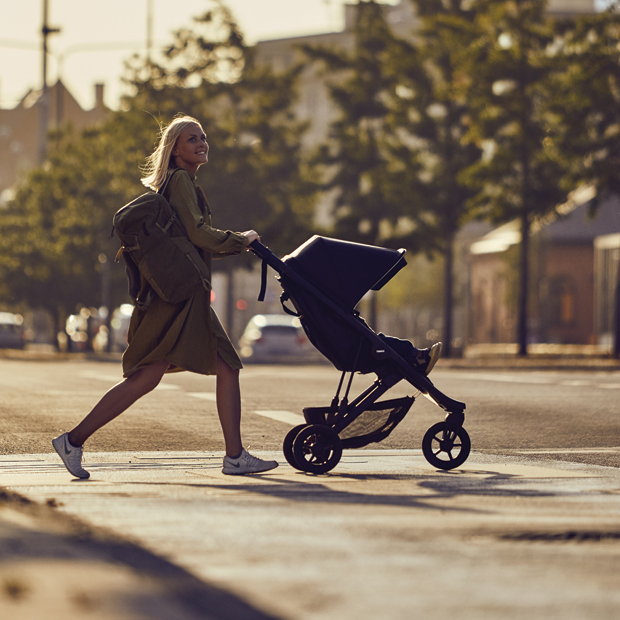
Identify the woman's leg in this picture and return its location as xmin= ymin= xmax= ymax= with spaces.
xmin=215 ymin=353 xmax=243 ymax=458
xmin=68 ymin=359 xmax=170 ymax=446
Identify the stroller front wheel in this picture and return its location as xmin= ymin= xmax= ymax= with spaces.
xmin=422 ymin=422 xmax=471 ymax=470
xmin=293 ymin=424 xmax=343 ymax=474
xmin=283 ymin=424 xmax=309 ymax=471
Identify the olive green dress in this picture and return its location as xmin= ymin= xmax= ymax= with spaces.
xmin=121 ymin=168 xmax=249 ymax=378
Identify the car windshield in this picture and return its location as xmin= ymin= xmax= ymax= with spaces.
xmin=260 ymin=325 xmax=298 ymax=336
xmin=0 ymin=323 xmax=19 ymax=333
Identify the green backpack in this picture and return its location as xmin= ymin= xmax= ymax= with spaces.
xmin=112 ymin=169 xmax=210 ymax=309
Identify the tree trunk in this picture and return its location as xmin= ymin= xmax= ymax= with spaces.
xmin=52 ymin=305 xmax=63 ymax=352
xmin=613 ymin=254 xmax=620 ymax=358
xmin=443 ymin=234 xmax=454 ymax=358
xmin=517 ymin=210 xmax=530 ymax=356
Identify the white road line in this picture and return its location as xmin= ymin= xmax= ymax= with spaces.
xmin=154 ymin=383 xmax=181 ymax=391
xmin=79 ymin=371 xmax=123 ymax=383
xmin=451 ymin=372 xmax=620 ymax=390
xmin=254 ymin=410 xmax=304 ymax=426
xmin=452 ymin=373 xmax=553 ymax=385
xmin=188 ymin=392 xmax=217 ymax=401
xmin=517 ymin=447 xmax=620 ymax=454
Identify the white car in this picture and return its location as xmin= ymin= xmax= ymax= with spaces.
xmin=238 ymin=314 xmax=321 ymax=364
xmin=0 ymin=312 xmax=26 ymax=349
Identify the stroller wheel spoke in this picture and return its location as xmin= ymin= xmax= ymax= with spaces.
xmin=292 ymin=424 xmax=343 ymax=474
xmin=422 ymin=422 xmax=471 ymax=471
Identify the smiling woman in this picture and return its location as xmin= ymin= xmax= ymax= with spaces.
xmin=51 ymin=113 xmax=278 ymax=479
xmin=171 ymin=125 xmax=209 ymax=174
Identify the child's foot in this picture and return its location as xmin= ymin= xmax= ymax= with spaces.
xmin=414 ymin=342 xmax=442 ymax=375
xmin=52 ymin=432 xmax=90 ymax=479
xmin=222 ymin=449 xmax=278 ymax=475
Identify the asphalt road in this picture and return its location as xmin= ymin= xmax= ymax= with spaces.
xmin=1 ymin=357 xmax=620 ymax=620
xmin=1 ymin=358 xmax=618 ymax=467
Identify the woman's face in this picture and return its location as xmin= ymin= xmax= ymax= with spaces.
xmin=172 ymin=124 xmax=209 ymax=173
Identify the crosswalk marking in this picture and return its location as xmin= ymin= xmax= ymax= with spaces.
xmin=449 ymin=372 xmax=619 ymax=390
xmin=187 ymin=392 xmax=217 ymax=401
xmin=254 ymin=410 xmax=304 ymax=426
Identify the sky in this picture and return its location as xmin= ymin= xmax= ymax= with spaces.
xmin=0 ymin=0 xmax=399 ymax=110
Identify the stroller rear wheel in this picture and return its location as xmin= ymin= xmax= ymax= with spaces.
xmin=283 ymin=424 xmax=309 ymax=471
xmin=292 ymin=424 xmax=343 ymax=474
xmin=422 ymin=422 xmax=471 ymax=470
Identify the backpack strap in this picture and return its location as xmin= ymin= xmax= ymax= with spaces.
xmin=156 ymin=210 xmax=178 ymax=235
xmin=257 ymin=258 xmax=268 ymax=302
xmin=158 ymin=167 xmax=183 ymax=197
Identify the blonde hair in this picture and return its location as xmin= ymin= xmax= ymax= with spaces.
xmin=141 ymin=114 xmax=202 ymax=190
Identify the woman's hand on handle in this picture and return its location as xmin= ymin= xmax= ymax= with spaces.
xmin=243 ymin=230 xmax=260 ymax=248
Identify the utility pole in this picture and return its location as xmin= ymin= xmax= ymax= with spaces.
xmin=38 ymin=0 xmax=60 ymax=164
xmin=146 ymin=0 xmax=153 ymax=63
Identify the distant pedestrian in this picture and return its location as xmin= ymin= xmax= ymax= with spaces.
xmin=53 ymin=114 xmax=278 ymax=478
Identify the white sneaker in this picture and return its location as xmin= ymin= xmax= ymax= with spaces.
xmin=222 ymin=449 xmax=278 ymax=475
xmin=52 ymin=432 xmax=90 ymax=479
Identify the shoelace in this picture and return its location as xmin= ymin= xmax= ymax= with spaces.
xmin=241 ymin=451 xmax=262 ymax=465
xmin=69 ymin=445 xmax=85 ymax=466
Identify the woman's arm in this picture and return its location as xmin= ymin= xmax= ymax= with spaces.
xmin=166 ymin=171 xmax=250 ymax=254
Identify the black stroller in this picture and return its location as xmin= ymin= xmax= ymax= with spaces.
xmin=250 ymin=236 xmax=470 ymax=474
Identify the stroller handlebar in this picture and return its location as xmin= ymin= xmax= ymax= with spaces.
xmin=249 ymin=239 xmax=291 ymax=274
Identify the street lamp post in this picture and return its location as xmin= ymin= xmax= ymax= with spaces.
xmin=39 ymin=0 xmax=60 ymax=164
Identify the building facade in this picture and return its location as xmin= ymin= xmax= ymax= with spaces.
xmin=0 ymin=80 xmax=108 ymax=202
xmin=468 ymin=192 xmax=620 ymax=346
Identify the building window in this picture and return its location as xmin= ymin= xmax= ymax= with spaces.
xmin=546 ymin=276 xmax=576 ymax=326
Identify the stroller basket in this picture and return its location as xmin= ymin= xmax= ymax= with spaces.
xmin=304 ymin=396 xmax=413 ymax=449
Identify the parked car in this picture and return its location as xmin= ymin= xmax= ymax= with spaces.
xmin=64 ymin=304 xmax=134 ymax=353
xmin=0 ymin=312 xmax=26 ymax=349
xmin=238 ymin=314 xmax=321 ymax=364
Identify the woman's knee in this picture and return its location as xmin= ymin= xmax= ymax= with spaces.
xmin=127 ymin=361 xmax=168 ymax=394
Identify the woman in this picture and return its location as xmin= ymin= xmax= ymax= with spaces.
xmin=53 ymin=115 xmax=278 ymax=478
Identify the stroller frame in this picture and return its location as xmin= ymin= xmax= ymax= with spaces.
xmin=250 ymin=240 xmax=470 ymax=473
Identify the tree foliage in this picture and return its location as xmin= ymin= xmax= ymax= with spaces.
xmin=0 ymin=1 xmax=314 ymax=335
xmin=383 ymin=0 xmax=482 ymax=354
xmin=545 ymin=5 xmax=620 ymax=199
xmin=0 ymin=119 xmax=146 ymax=327
xmin=303 ymin=0 xmax=410 ymax=249
xmin=459 ymin=0 xmax=566 ymax=222
xmin=457 ymin=0 xmax=570 ymax=354
xmin=124 ymin=4 xmax=316 ymax=260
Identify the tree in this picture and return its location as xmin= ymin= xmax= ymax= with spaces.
xmin=545 ymin=6 xmax=620 ymax=356
xmin=303 ymin=0 xmax=417 ymax=328
xmin=0 ymin=1 xmax=315 ymax=340
xmin=123 ymin=3 xmax=316 ymax=329
xmin=459 ymin=0 xmax=568 ymax=355
xmin=123 ymin=3 xmax=316 ymax=258
xmin=0 ymin=119 xmax=147 ymax=338
xmin=383 ymin=0 xmax=482 ymax=356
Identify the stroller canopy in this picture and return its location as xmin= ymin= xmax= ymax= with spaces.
xmin=283 ymin=236 xmax=407 ymax=310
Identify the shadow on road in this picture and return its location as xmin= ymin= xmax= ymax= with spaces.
xmin=0 ymin=491 xmax=283 ymax=620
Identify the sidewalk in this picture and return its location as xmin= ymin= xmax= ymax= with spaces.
xmin=0 ymin=488 xmax=276 ymax=620
xmin=2 ymin=450 xmax=620 ymax=620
